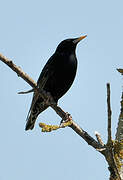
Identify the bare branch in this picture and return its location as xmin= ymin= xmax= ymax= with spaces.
xmin=0 ymin=53 xmax=56 ymax=103
xmin=70 ymin=121 xmax=104 ymax=151
xmin=0 ymin=53 xmax=103 ymax=151
xmin=0 ymin=53 xmax=37 ymax=88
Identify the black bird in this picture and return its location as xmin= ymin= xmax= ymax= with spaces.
xmin=25 ymin=35 xmax=87 ymax=130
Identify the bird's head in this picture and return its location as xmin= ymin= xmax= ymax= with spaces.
xmin=56 ymin=35 xmax=87 ymax=54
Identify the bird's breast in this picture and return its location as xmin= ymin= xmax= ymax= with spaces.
xmin=58 ymin=53 xmax=77 ymax=71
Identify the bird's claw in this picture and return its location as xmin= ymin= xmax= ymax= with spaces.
xmin=59 ymin=112 xmax=73 ymax=128
xmin=60 ymin=112 xmax=72 ymax=124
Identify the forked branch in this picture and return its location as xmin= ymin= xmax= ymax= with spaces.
xmin=0 ymin=53 xmax=122 ymax=179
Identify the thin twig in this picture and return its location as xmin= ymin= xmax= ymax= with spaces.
xmin=95 ymin=131 xmax=104 ymax=146
xmin=18 ymin=89 xmax=34 ymax=94
xmin=107 ymin=83 xmax=112 ymax=144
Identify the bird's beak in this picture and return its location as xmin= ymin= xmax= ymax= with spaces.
xmin=73 ymin=35 xmax=87 ymax=44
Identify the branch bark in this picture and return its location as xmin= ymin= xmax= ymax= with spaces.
xmin=114 ymin=69 xmax=123 ymax=179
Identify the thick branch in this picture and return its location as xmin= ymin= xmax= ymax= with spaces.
xmin=115 ymin=69 xmax=123 ymax=179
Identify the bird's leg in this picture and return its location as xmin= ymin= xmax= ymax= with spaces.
xmin=59 ymin=112 xmax=73 ymax=128
xmin=60 ymin=112 xmax=72 ymax=124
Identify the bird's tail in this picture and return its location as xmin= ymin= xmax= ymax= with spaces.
xmin=25 ymin=113 xmax=38 ymax=130
xmin=25 ymin=94 xmax=48 ymax=131
xmin=25 ymin=104 xmax=48 ymax=130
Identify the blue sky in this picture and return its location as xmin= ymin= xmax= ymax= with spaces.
xmin=0 ymin=0 xmax=123 ymax=179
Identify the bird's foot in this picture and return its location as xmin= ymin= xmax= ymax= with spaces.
xmin=60 ymin=112 xmax=71 ymax=123
xmin=60 ymin=112 xmax=73 ymax=127
xmin=39 ymin=111 xmax=73 ymax=132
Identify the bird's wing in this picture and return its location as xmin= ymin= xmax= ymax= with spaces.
xmin=25 ymin=93 xmax=48 ymax=130
xmin=26 ymin=55 xmax=54 ymax=119
xmin=25 ymin=54 xmax=57 ymax=130
xmin=37 ymin=54 xmax=56 ymax=88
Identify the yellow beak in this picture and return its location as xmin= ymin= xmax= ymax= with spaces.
xmin=78 ymin=35 xmax=87 ymax=41
xmin=73 ymin=35 xmax=87 ymax=44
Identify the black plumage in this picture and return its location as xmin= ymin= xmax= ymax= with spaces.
xmin=25 ymin=35 xmax=87 ymax=130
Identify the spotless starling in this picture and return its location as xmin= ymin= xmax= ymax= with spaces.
xmin=25 ymin=35 xmax=87 ymax=130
